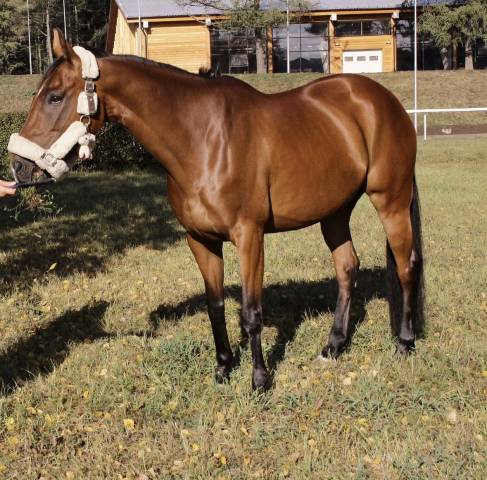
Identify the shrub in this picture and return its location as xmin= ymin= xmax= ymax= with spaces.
xmin=83 ymin=123 xmax=156 ymax=171
xmin=0 ymin=112 xmax=26 ymax=177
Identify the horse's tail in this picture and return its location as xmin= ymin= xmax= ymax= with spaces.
xmin=386 ymin=175 xmax=425 ymax=337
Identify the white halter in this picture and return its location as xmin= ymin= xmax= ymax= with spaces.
xmin=7 ymin=46 xmax=99 ymax=181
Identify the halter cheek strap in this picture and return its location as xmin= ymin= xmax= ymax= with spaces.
xmin=7 ymin=46 xmax=99 ymax=181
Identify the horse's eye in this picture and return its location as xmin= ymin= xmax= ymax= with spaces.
xmin=48 ymin=94 xmax=63 ymax=104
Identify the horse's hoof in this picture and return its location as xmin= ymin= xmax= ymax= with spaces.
xmin=316 ymin=353 xmax=336 ymax=365
xmin=321 ymin=342 xmax=344 ymax=360
xmin=215 ymin=365 xmax=231 ymax=384
xmin=251 ymin=370 xmax=271 ymax=392
xmin=395 ymin=341 xmax=415 ymax=357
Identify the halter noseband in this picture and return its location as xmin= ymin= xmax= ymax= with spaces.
xmin=7 ymin=46 xmax=99 ymax=181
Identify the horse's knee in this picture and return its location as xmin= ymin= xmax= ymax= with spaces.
xmin=397 ymin=254 xmax=421 ymax=288
xmin=242 ymin=307 xmax=263 ymax=336
xmin=337 ymin=252 xmax=360 ymax=287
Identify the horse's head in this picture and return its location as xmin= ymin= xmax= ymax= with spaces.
xmin=9 ymin=28 xmax=105 ymax=185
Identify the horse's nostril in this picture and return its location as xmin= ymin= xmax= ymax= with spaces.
xmin=13 ymin=160 xmax=24 ymax=174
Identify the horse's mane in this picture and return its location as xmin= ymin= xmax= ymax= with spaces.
xmin=40 ymin=46 xmax=219 ymax=87
xmin=111 ymin=53 xmax=219 ymax=79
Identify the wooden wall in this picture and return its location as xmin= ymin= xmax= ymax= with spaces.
xmin=329 ymin=35 xmax=395 ymax=73
xmin=146 ymin=23 xmax=210 ymax=73
xmin=112 ymin=8 xmax=136 ymax=55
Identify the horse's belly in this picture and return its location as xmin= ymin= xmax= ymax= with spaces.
xmin=268 ymin=157 xmax=366 ymax=231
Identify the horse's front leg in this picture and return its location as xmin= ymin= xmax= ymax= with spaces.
xmin=233 ymin=224 xmax=270 ymax=391
xmin=187 ymin=233 xmax=233 ymax=383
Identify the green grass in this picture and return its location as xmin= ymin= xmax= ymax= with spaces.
xmin=2 ymin=70 xmax=487 ymax=126
xmin=0 ymin=138 xmax=486 ymax=478
xmin=0 ymin=75 xmax=40 ymax=115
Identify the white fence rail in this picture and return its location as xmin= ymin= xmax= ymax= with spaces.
xmin=405 ymin=107 xmax=487 ymax=140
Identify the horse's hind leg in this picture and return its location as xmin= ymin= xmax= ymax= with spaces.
xmin=320 ymin=208 xmax=360 ymax=359
xmin=368 ymin=185 xmax=423 ymax=354
xmin=187 ymin=233 xmax=233 ymax=382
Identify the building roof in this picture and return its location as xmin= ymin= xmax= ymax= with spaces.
xmin=114 ymin=0 xmax=453 ymax=20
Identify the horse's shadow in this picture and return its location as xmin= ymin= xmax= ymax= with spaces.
xmin=0 ymin=268 xmax=386 ymax=396
xmin=0 ymin=171 xmax=183 ymax=295
xmin=0 ymin=301 xmax=111 ymax=395
xmin=149 ymin=267 xmax=387 ymax=375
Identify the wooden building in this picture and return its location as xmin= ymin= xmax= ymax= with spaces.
xmin=106 ymin=1 xmax=451 ymax=74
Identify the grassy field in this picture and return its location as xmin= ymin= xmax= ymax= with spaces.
xmin=0 ymin=137 xmax=486 ymax=479
xmin=1 ymin=70 xmax=487 ymax=127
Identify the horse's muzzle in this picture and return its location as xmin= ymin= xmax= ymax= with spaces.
xmin=10 ymin=154 xmax=52 ymax=186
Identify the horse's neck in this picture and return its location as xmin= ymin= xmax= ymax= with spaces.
xmin=99 ymin=57 xmax=205 ymax=183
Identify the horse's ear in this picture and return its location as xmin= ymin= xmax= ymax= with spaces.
xmin=52 ymin=28 xmax=74 ymax=62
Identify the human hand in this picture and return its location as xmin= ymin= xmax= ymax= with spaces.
xmin=0 ymin=179 xmax=16 ymax=197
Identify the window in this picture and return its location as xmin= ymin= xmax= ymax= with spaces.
xmin=334 ymin=20 xmax=391 ymax=37
xmin=210 ymin=28 xmax=265 ymax=74
xmin=272 ymin=22 xmax=329 ymax=73
xmin=396 ymin=19 xmax=445 ymax=71
xmin=475 ymin=40 xmax=487 ymax=69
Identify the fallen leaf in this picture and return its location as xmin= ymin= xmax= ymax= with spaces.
xmin=5 ymin=417 xmax=15 ymax=432
xmin=7 ymin=435 xmax=19 ymax=446
xmin=446 ymin=409 xmax=458 ymax=424
xmin=123 ymin=418 xmax=135 ymax=430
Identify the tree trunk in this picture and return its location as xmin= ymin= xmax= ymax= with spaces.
xmin=255 ymin=30 xmax=266 ymax=73
xmin=37 ymin=32 xmax=42 ymax=73
xmin=75 ymin=5 xmax=79 ymax=45
xmin=252 ymin=0 xmax=266 ymax=73
xmin=452 ymin=42 xmax=458 ymax=70
xmin=464 ymin=38 xmax=474 ymax=70
xmin=441 ymin=47 xmax=450 ymax=70
xmin=46 ymin=8 xmax=53 ymax=65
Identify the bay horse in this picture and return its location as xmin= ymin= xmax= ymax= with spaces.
xmin=10 ymin=30 xmax=424 ymax=390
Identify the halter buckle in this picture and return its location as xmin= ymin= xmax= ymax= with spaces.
xmin=85 ymin=79 xmax=95 ymax=93
xmin=40 ymin=151 xmax=57 ymax=167
xmin=80 ymin=115 xmax=91 ymax=127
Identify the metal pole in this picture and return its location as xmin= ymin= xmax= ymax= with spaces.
xmin=26 ymin=0 xmax=32 ymax=74
xmin=137 ymin=0 xmax=142 ymax=56
xmin=286 ymin=0 xmax=290 ymax=73
xmin=63 ymin=0 xmax=67 ymax=38
xmin=414 ymin=0 xmax=418 ymax=131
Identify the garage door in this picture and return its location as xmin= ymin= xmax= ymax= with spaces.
xmin=342 ymin=50 xmax=383 ymax=73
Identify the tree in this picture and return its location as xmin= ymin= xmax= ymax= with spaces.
xmin=0 ymin=1 xmax=29 ymax=74
xmin=0 ymin=0 xmax=110 ymax=74
xmin=419 ymin=0 xmax=487 ymax=70
xmin=178 ymin=1 xmax=311 ymax=73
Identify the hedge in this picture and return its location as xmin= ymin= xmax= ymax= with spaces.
xmin=0 ymin=112 xmax=156 ymax=178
